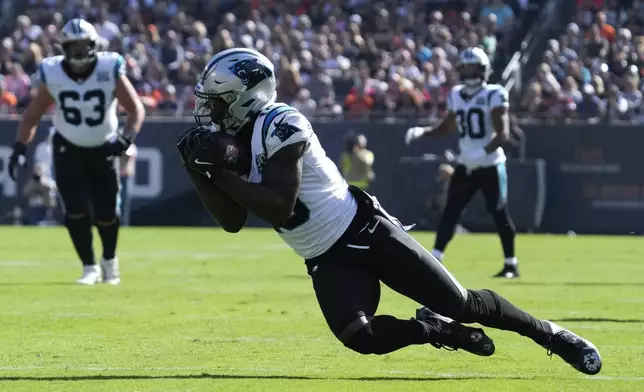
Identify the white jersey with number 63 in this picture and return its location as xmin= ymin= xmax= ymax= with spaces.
xmin=40 ymin=52 xmax=125 ymax=147
xmin=447 ymin=83 xmax=508 ymax=168
xmin=248 ymin=103 xmax=357 ymax=259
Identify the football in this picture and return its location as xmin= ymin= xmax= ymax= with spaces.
xmin=203 ymin=131 xmax=252 ymax=178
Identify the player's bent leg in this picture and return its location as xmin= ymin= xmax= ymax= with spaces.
xmin=367 ymin=216 xmax=494 ymax=356
xmin=307 ymin=250 xmax=443 ymax=355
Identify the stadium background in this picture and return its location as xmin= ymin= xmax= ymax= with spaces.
xmin=0 ymin=0 xmax=642 ymax=235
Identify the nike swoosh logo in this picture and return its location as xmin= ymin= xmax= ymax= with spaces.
xmin=367 ymin=220 xmax=379 ymax=234
xmin=194 ymin=158 xmax=214 ymax=166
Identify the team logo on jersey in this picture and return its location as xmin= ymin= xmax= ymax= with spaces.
xmin=271 ymin=117 xmax=301 ymax=143
xmin=97 ymin=71 xmax=110 ymax=82
xmin=229 ymin=59 xmax=272 ymax=89
xmin=255 ymin=153 xmax=267 ymax=174
xmin=475 ymin=97 xmax=486 ymax=106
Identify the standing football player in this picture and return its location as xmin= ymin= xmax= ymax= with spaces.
xmin=177 ymin=48 xmax=601 ymax=375
xmin=8 ymin=19 xmax=145 ymax=285
xmin=406 ymin=47 xmax=520 ymax=279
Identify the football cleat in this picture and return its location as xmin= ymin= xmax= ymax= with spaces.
xmin=493 ymin=265 xmax=520 ymax=279
xmin=77 ymin=265 xmax=102 ymax=285
xmin=416 ymin=307 xmax=495 ymax=357
xmin=101 ymin=257 xmax=121 ymax=285
xmin=543 ymin=321 xmax=602 ymax=375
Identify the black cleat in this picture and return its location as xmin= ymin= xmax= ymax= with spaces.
xmin=493 ymin=264 xmax=520 ymax=279
xmin=416 ymin=307 xmax=495 ymax=357
xmin=543 ymin=321 xmax=602 ymax=375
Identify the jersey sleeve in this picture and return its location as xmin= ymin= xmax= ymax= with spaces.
xmin=488 ymin=86 xmax=510 ymax=109
xmin=113 ymin=53 xmax=126 ymax=80
xmin=262 ymin=106 xmax=313 ymax=159
xmin=38 ymin=62 xmax=47 ymax=87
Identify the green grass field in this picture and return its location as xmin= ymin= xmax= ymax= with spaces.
xmin=0 ymin=227 xmax=643 ymax=392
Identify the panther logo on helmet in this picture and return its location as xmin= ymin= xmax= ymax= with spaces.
xmin=229 ymin=59 xmax=273 ymax=90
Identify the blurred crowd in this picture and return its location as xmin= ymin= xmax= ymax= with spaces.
xmin=520 ymin=0 xmax=644 ymax=122
xmin=0 ymin=0 xmax=529 ymax=119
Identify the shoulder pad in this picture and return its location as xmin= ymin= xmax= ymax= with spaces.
xmin=486 ymin=84 xmax=509 ymax=108
xmin=260 ymin=104 xmax=312 ymax=158
xmin=98 ymin=51 xmax=126 ymax=79
xmin=38 ymin=56 xmax=64 ymax=86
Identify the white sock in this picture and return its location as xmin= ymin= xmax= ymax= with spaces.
xmin=432 ymin=249 xmax=443 ymax=262
xmin=505 ymin=257 xmax=518 ymax=266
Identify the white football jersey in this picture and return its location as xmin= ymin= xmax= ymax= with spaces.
xmin=40 ymin=52 xmax=124 ymax=147
xmin=447 ymin=84 xmax=508 ymax=168
xmin=248 ymin=103 xmax=357 ymax=259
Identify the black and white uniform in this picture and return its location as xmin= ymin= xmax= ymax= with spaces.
xmin=40 ymin=52 xmax=124 ymax=221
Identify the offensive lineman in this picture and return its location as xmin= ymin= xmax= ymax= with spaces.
xmin=8 ymin=19 xmax=145 ymax=285
xmin=406 ymin=47 xmax=520 ymax=278
xmin=177 ymin=48 xmax=601 ymax=375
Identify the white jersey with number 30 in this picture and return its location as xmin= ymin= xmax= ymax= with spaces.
xmin=447 ymin=83 xmax=508 ymax=168
xmin=40 ymin=52 xmax=125 ymax=147
xmin=248 ymin=103 xmax=357 ymax=259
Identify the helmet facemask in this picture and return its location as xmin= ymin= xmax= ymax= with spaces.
xmin=194 ymin=91 xmax=243 ymax=133
xmin=458 ymin=62 xmax=488 ymax=94
xmin=62 ymin=39 xmax=97 ymax=73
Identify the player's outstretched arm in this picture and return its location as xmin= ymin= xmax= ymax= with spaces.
xmin=405 ymin=111 xmax=457 ymax=145
xmin=210 ymin=141 xmax=306 ymax=228
xmin=186 ymin=169 xmax=248 ymax=233
xmin=115 ymin=74 xmax=145 ymax=136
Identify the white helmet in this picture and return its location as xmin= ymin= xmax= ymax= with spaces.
xmin=194 ymin=48 xmax=276 ymax=133
xmin=457 ymin=47 xmax=491 ymax=92
xmin=58 ymin=18 xmax=99 ymax=71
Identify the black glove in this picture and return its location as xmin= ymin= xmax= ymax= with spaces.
xmin=176 ymin=127 xmax=220 ymax=178
xmin=8 ymin=141 xmax=27 ymax=182
xmin=104 ymin=130 xmax=135 ymax=157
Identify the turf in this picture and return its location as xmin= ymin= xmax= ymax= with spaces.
xmin=0 ymin=226 xmax=642 ymax=392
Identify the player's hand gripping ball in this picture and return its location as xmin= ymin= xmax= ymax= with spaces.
xmin=177 ymin=128 xmax=251 ymax=179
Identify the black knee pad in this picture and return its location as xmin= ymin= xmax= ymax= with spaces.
xmin=344 ymin=324 xmax=378 ymax=355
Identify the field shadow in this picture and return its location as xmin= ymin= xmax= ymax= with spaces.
xmin=508 ymin=281 xmax=644 ymax=287
xmin=0 ymin=373 xmax=533 ymax=383
xmin=551 ymin=317 xmax=644 ymax=323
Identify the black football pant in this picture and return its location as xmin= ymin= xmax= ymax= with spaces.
xmin=305 ymin=187 xmax=550 ymax=355
xmin=434 ymin=163 xmax=516 ymax=258
xmin=52 ymin=132 xmax=121 ymax=265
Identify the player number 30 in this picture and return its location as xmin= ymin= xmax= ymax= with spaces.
xmin=455 ymin=108 xmax=486 ymax=139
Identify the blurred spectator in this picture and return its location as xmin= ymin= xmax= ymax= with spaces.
xmin=0 ymin=77 xmax=18 ymax=113
xmin=291 ymin=89 xmax=317 ymax=118
xmin=577 ymin=84 xmax=604 ymax=123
